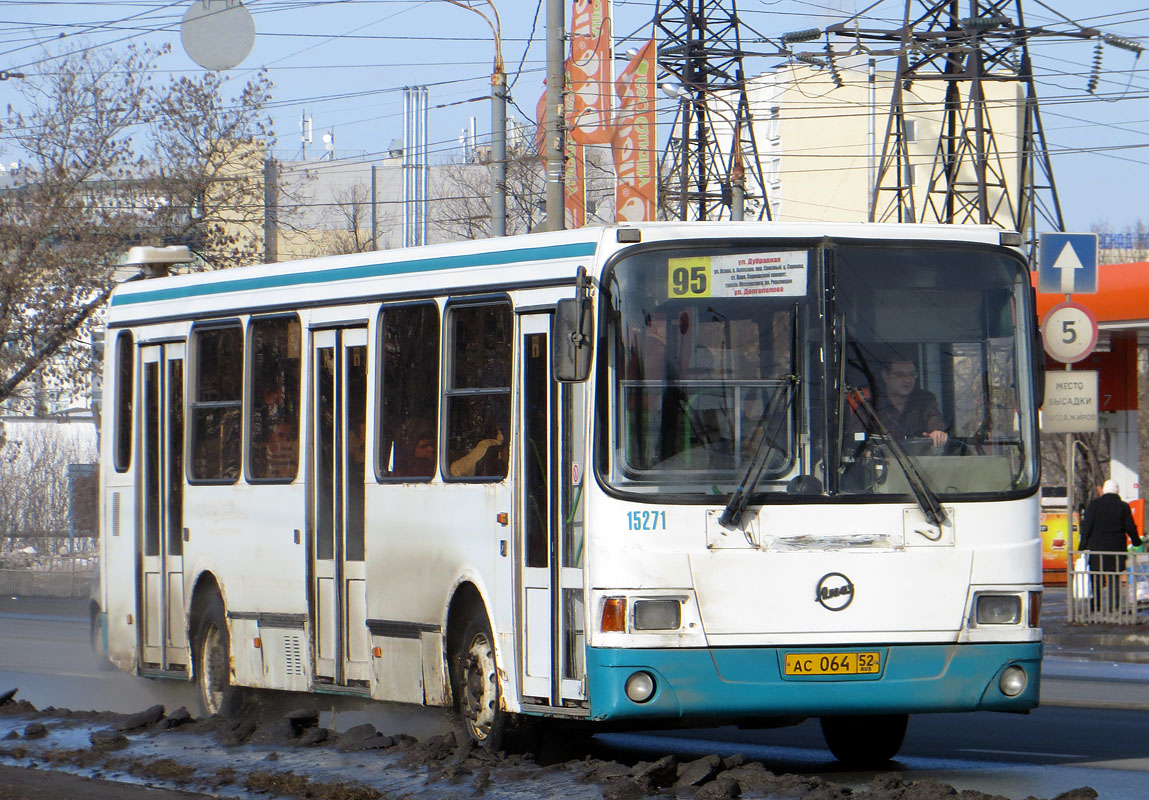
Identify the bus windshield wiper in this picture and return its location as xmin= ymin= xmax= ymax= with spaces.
xmin=719 ymin=378 xmax=794 ymax=529
xmin=845 ymin=386 xmax=948 ymax=527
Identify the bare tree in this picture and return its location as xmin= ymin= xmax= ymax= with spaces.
xmin=0 ymin=424 xmax=97 ymax=540
xmin=146 ymin=70 xmax=276 ymax=271
xmin=0 ymin=47 xmax=277 ymax=411
xmin=432 ymin=147 xmax=548 ymax=240
xmin=322 ymin=184 xmax=376 ymax=255
xmin=0 ymin=46 xmax=159 ymax=411
xmin=1042 ymin=430 xmax=1110 ymax=514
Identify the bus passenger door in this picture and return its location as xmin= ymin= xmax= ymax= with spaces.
xmin=138 ymin=342 xmax=189 ymax=673
xmin=518 ymin=314 xmax=586 ymax=707
xmin=310 ymin=327 xmax=371 ymax=686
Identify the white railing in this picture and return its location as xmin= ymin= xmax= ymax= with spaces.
xmin=1067 ymin=550 xmax=1149 ymax=625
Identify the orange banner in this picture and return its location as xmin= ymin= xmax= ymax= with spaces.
xmin=613 ymin=36 xmax=657 ymax=222
xmin=534 ymin=82 xmax=547 ymax=153
xmin=568 ymin=0 xmax=613 ymax=145
xmin=565 ymin=143 xmax=586 ymax=229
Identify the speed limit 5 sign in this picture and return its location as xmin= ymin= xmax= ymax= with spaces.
xmin=1041 ymin=301 xmax=1098 ymax=363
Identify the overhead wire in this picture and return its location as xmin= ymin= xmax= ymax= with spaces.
xmin=0 ymin=1 xmax=1145 ymax=218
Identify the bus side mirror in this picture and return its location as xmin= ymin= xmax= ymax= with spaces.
xmin=554 ymin=298 xmax=592 ymax=382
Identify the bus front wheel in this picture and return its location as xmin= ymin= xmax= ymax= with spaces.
xmin=453 ymin=612 xmax=509 ymax=749
xmin=194 ymin=594 xmax=241 ymax=718
xmin=819 ymin=713 xmax=908 ymax=765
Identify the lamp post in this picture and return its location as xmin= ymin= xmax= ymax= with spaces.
xmin=444 ymin=1 xmax=506 ymax=237
xmin=660 ymin=82 xmax=747 ymax=222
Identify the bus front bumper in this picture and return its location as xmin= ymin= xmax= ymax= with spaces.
xmin=585 ymin=641 xmax=1042 ymax=722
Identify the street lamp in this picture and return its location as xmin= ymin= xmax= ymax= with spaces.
xmin=660 ymin=82 xmax=748 ymax=221
xmin=443 ymin=0 xmax=507 ymax=237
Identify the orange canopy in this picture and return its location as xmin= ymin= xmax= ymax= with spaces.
xmin=1033 ymin=262 xmax=1149 ymax=325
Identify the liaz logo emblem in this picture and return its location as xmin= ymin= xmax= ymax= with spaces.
xmin=815 ymin=572 xmax=854 ymax=611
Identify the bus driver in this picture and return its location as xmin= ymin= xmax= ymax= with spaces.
xmin=848 ymin=358 xmax=948 ymax=448
xmin=871 ymin=359 xmax=948 ymax=447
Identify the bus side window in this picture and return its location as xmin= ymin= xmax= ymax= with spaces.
xmin=190 ymin=324 xmax=243 ymax=482
xmin=113 ymin=331 xmax=134 ymax=472
xmin=248 ymin=316 xmax=302 ymax=481
xmin=378 ymin=302 xmax=440 ymax=480
xmin=445 ymin=301 xmax=511 ymax=480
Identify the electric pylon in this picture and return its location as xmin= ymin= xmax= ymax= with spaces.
xmin=836 ymin=0 xmax=1103 ymax=250
xmin=654 ymin=0 xmax=770 ymax=221
xmin=836 ymin=1 xmax=1097 ymax=251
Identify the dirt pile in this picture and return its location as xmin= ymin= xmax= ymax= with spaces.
xmin=0 ymin=689 xmax=1101 ymax=800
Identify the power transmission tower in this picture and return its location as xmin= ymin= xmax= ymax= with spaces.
xmin=835 ymin=1 xmax=1096 ymax=253
xmin=655 ymin=0 xmax=770 ymax=221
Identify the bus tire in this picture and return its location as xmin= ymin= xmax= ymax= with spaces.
xmin=819 ymin=713 xmax=908 ymax=765
xmin=193 ymin=593 xmax=241 ymax=718
xmin=452 ymin=611 xmax=510 ymax=749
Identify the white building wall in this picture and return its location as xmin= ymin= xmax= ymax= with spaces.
xmin=747 ymin=63 xmax=1024 ymax=226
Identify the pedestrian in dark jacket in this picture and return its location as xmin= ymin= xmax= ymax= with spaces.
xmin=1079 ymin=479 xmax=1142 ymax=613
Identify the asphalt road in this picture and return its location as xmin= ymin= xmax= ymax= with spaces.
xmin=2 ymin=597 xmax=1148 ymax=799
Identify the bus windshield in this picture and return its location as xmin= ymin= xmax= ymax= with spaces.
xmin=599 ymin=240 xmax=1038 ymax=502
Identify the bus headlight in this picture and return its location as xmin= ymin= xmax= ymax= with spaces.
xmin=974 ymin=594 xmax=1021 ymax=625
xmin=633 ymin=599 xmax=682 ymax=631
xmin=999 ymin=665 xmax=1027 ymax=697
xmin=625 ymin=671 xmax=656 ymax=703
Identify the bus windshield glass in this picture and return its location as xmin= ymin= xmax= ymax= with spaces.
xmin=601 ymin=244 xmax=810 ymax=497
xmin=835 ymin=243 xmax=1037 ymax=498
xmin=600 ymin=240 xmax=1038 ymax=501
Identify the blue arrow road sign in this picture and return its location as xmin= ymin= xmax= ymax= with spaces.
xmin=1038 ymin=233 xmax=1098 ymax=294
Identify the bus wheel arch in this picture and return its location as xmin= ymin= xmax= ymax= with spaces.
xmin=445 ymin=583 xmax=510 ymax=748
xmin=189 ymin=574 xmax=241 ymax=718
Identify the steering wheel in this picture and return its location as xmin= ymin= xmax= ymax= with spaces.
xmin=899 ymin=436 xmax=970 ymax=456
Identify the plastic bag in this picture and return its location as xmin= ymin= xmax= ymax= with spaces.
xmin=1073 ymin=554 xmax=1091 ymax=600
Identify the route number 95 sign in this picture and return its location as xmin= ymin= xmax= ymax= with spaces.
xmin=667 ymin=251 xmax=807 ymax=299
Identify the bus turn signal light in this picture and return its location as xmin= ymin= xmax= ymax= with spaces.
xmin=601 ymin=597 xmax=627 ymax=632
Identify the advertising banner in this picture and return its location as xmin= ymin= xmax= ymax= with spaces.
xmin=568 ymin=0 xmax=613 ymax=145
xmin=613 ymin=36 xmax=657 ymax=222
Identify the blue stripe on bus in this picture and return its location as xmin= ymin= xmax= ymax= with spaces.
xmin=583 ymin=642 xmax=1041 ymax=721
xmin=110 ymin=240 xmax=599 ymax=306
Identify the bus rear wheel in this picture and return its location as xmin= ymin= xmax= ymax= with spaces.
xmin=819 ymin=713 xmax=908 ymax=765
xmin=194 ymin=594 xmax=241 ymax=718
xmin=453 ymin=613 xmax=510 ymax=749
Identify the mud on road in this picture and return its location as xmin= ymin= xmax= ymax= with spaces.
xmin=0 ymin=689 xmax=1098 ymax=800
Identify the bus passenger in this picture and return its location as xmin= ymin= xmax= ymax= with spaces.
xmin=393 ymin=422 xmax=436 ymax=478
xmin=450 ymin=429 xmax=505 ymax=477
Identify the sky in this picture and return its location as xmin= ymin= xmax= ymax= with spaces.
xmin=0 ymin=0 xmax=1146 ymax=232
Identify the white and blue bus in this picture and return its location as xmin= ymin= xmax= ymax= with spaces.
xmin=95 ymin=222 xmax=1043 ymax=763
